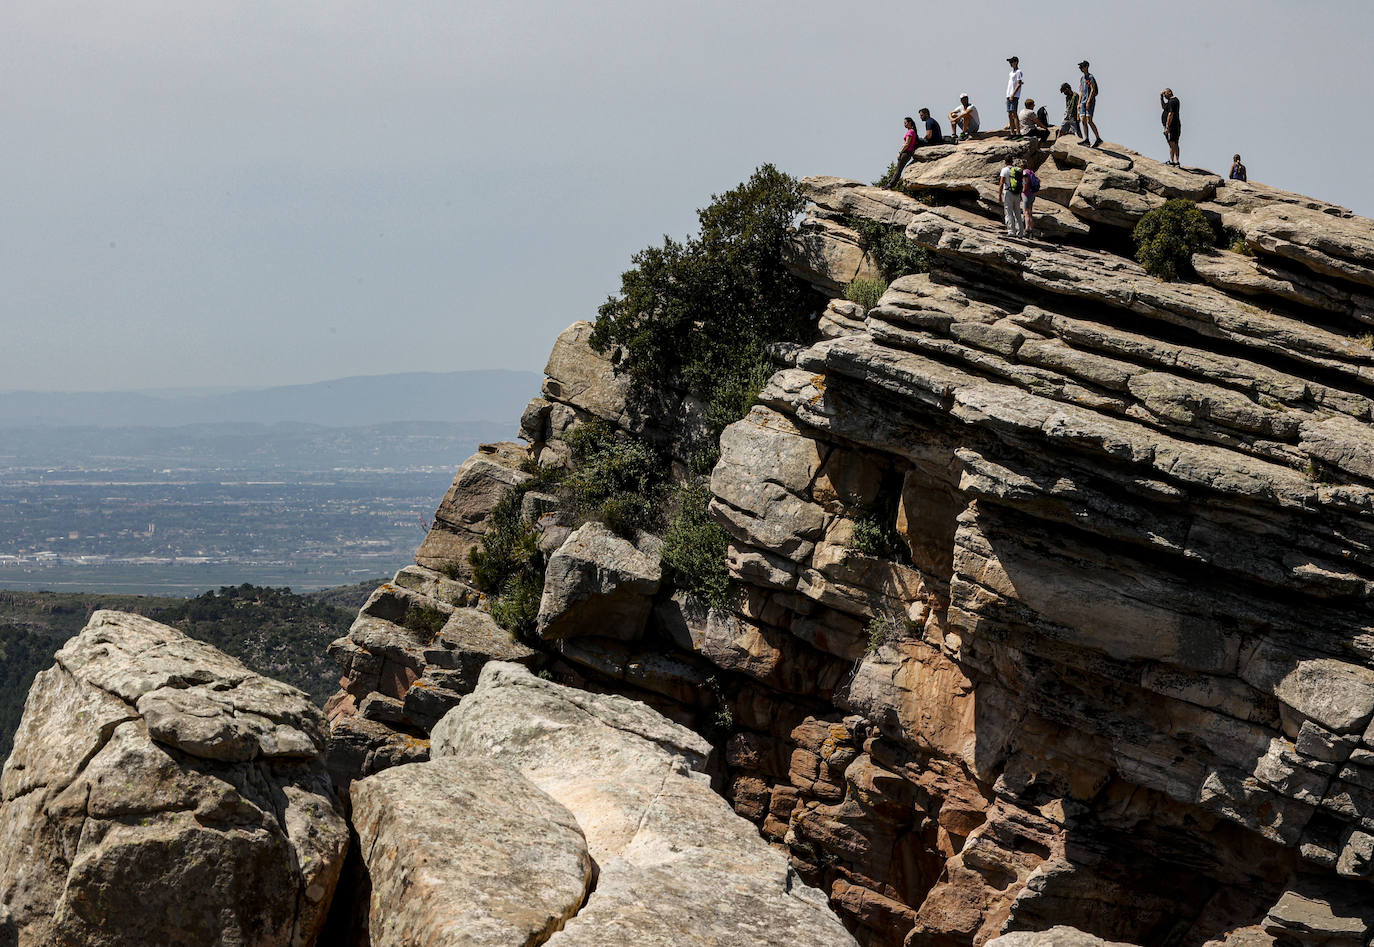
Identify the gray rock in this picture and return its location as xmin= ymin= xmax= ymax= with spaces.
xmin=351 ymin=757 xmax=592 ymax=947
xmin=537 ymin=522 xmax=663 ymax=641
xmin=415 ymin=444 xmax=531 ymax=576
xmin=430 ymin=662 xmax=857 ymax=947
xmin=988 ymin=927 xmax=1139 ymax=947
xmin=0 ymin=611 xmax=347 ymax=947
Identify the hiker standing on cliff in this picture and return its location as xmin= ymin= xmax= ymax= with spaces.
xmin=1078 ymin=60 xmax=1102 ymax=147
xmin=1059 ymin=83 xmax=1081 ymax=137
xmin=1161 ymin=88 xmax=1181 ymax=165
xmin=949 ymin=94 xmax=980 ymax=141
xmin=1230 ymin=154 xmax=1248 ymax=181
xmin=887 ymin=117 xmax=918 ymax=188
xmin=1005 ymin=57 xmax=1024 ymax=137
xmin=998 ymin=159 xmax=1025 ymax=237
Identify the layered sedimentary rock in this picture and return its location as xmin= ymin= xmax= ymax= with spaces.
xmin=331 ymin=133 xmax=1374 ymax=947
xmin=0 ymin=611 xmax=347 ymax=947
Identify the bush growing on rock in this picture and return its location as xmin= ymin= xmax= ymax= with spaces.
xmin=590 ymin=164 xmax=822 ymax=439
xmin=661 ymin=479 xmax=733 ymax=609
xmin=1132 ymin=199 xmax=1216 ymax=281
xmin=848 ymin=217 xmax=931 ymax=282
xmin=844 ymin=277 xmax=888 ymax=310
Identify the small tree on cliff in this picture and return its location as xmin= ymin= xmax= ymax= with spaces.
xmin=1132 ymin=199 xmax=1216 ymax=281
xmin=589 ymin=164 xmax=822 ymax=425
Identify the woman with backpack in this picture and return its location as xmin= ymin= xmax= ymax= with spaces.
xmin=998 ymin=159 xmax=1026 ymax=237
xmin=1021 ymin=163 xmax=1042 ymax=236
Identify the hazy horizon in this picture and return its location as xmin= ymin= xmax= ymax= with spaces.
xmin=5 ymin=0 xmax=1371 ymax=393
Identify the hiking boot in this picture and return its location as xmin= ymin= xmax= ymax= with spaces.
xmin=1092 ymin=138 xmax=1103 ymax=148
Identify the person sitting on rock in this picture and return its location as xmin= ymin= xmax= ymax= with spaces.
xmin=1059 ymin=82 xmax=1081 ymax=137
xmin=948 ymin=93 xmax=980 ymax=141
xmin=918 ymin=107 xmax=944 ymax=146
xmin=886 ymin=117 xmax=918 ymax=188
xmin=1230 ymin=154 xmax=1247 ymax=181
xmin=1018 ymin=99 xmax=1050 ymax=141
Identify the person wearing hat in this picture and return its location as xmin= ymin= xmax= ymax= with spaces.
xmin=1006 ymin=56 xmax=1024 ymax=137
xmin=1078 ymin=60 xmax=1102 ymax=147
xmin=1059 ymin=82 xmax=1081 ymax=138
xmin=948 ymin=93 xmax=980 ymax=141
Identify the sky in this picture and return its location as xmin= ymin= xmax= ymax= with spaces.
xmin=3 ymin=0 xmax=1370 ymax=393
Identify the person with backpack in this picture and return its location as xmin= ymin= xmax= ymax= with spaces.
xmin=1160 ymin=88 xmax=1181 ymax=165
xmin=1021 ymin=162 xmax=1042 ymax=235
xmin=1078 ymin=60 xmax=1102 ymax=147
xmin=998 ymin=159 xmax=1025 ymax=237
xmin=1230 ymin=154 xmax=1248 ymax=181
xmin=1059 ymin=82 xmax=1081 ymax=137
xmin=886 ymin=116 xmax=918 ymax=188
xmin=1018 ymin=99 xmax=1051 ymax=141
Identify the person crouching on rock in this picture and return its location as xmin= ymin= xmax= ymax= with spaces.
xmin=1019 ymin=99 xmax=1050 ymax=141
xmin=949 ymin=93 xmax=980 ymax=141
xmin=887 ymin=117 xmax=917 ymax=188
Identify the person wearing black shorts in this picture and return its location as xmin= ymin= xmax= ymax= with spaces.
xmin=1161 ymin=88 xmax=1180 ymax=165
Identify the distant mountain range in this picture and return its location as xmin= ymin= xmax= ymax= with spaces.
xmin=0 ymin=370 xmax=543 ymax=429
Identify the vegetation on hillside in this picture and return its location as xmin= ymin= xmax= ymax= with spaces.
xmin=1133 ymin=199 xmax=1216 ymax=281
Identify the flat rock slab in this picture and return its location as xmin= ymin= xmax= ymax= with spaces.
xmin=0 ymin=610 xmax=347 ymax=947
xmin=351 ymin=757 xmax=592 ymax=947
xmin=431 ymin=662 xmax=857 ymax=947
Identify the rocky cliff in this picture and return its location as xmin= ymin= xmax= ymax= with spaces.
xmin=327 ymin=133 xmax=1374 ymax=947
xmin=6 ymin=132 xmax=1374 ymax=947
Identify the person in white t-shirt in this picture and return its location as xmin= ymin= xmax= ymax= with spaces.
xmin=948 ymin=93 xmax=980 ymax=141
xmin=998 ymin=160 xmax=1025 ymax=237
xmin=1018 ymin=99 xmax=1050 ymax=141
xmin=1005 ymin=56 xmax=1024 ymax=136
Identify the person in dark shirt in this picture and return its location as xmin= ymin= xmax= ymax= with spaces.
xmin=1059 ymin=82 xmax=1081 ymax=137
xmin=1160 ymin=89 xmax=1181 ymax=166
xmin=1230 ymin=154 xmax=1247 ymax=181
xmin=918 ymin=108 xmax=944 ymax=146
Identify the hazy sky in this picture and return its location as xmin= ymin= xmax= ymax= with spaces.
xmin=4 ymin=0 xmax=1370 ymax=392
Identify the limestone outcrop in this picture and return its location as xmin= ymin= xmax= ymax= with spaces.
xmin=0 ymin=611 xmax=347 ymax=947
xmin=329 ymin=130 xmax=1374 ymax=947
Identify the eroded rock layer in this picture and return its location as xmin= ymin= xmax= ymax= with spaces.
xmin=331 ymin=135 xmax=1374 ymax=947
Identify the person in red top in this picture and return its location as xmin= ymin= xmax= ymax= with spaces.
xmin=887 ymin=117 xmax=918 ymax=189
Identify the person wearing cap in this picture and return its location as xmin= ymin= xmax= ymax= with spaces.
xmin=1078 ymin=60 xmax=1102 ymax=147
xmin=1230 ymin=154 xmax=1247 ymax=182
xmin=1059 ymin=82 xmax=1081 ymax=138
xmin=886 ymin=116 xmax=918 ymax=188
xmin=948 ymin=93 xmax=980 ymax=141
xmin=1160 ymin=88 xmax=1181 ymax=165
xmin=1006 ymin=57 xmax=1024 ymax=137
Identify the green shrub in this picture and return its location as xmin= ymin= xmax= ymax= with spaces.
xmin=1132 ymin=199 xmax=1216 ymax=281
xmin=849 ymin=217 xmax=931 ymax=282
xmin=489 ymin=571 xmax=544 ymax=643
xmin=661 ymin=479 xmax=733 ymax=609
xmin=403 ymin=602 xmax=448 ymax=638
xmin=704 ymin=356 xmax=773 ymax=442
xmin=468 ymin=478 xmax=547 ymax=642
xmin=563 ymin=421 xmax=666 ymax=535
xmin=844 ymin=277 xmax=888 ymax=310
xmin=865 ymin=613 xmax=915 ymax=654
xmin=1356 ymin=332 xmax=1374 ymax=349
xmin=591 ymin=165 xmax=820 ymax=404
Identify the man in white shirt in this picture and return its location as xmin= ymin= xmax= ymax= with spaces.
xmin=998 ymin=159 xmax=1025 ymax=237
xmin=1005 ymin=56 xmax=1024 ymax=136
xmin=948 ymin=93 xmax=980 ymax=141
xmin=1018 ymin=99 xmax=1049 ymax=141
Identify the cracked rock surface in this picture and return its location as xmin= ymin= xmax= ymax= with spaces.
xmin=0 ymin=610 xmax=348 ymax=947
xmin=401 ymin=661 xmax=859 ymax=947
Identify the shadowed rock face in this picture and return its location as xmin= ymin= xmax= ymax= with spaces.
xmin=0 ymin=610 xmax=348 ymax=947
xmin=326 ymin=133 xmax=1374 ymax=947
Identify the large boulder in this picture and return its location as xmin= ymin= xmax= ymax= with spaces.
xmin=430 ymin=662 xmax=858 ymax=947
xmin=415 ymin=443 xmax=530 ymax=576
xmin=350 ymin=757 xmax=592 ymax=947
xmin=0 ymin=611 xmax=348 ymax=947
xmin=536 ymin=522 xmax=663 ymax=641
